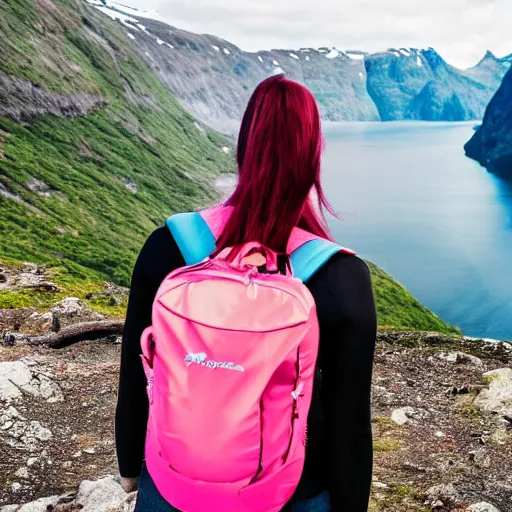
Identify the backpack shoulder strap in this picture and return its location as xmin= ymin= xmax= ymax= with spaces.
xmin=166 ymin=212 xmax=216 ymax=265
xmin=166 ymin=210 xmax=354 ymax=282
xmin=289 ymin=239 xmax=345 ymax=283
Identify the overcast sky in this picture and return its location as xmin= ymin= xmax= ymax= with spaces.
xmin=119 ymin=0 xmax=511 ymax=69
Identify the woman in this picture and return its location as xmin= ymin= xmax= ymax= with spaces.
xmin=116 ymin=74 xmax=377 ymax=512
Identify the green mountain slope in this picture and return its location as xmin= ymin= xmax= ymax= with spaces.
xmin=0 ymin=0 xmax=457 ymax=334
xmin=0 ymin=0 xmax=233 ymax=285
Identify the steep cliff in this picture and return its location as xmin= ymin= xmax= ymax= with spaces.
xmin=365 ymin=48 xmax=510 ymax=121
xmin=465 ymin=68 xmax=512 ymax=175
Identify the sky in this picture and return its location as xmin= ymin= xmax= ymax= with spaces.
xmin=118 ymin=0 xmax=511 ymax=69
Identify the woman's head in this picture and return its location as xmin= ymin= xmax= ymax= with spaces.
xmin=218 ymin=74 xmax=334 ymax=253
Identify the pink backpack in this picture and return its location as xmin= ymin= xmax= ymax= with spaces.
xmin=140 ymin=206 xmax=354 ymax=512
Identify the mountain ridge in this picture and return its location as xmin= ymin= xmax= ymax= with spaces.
xmin=90 ymin=0 xmax=511 ymax=133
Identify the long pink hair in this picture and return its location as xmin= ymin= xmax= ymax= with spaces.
xmin=216 ymin=74 xmax=335 ymax=254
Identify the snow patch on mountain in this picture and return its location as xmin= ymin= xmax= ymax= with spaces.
xmin=98 ymin=0 xmax=169 ymax=23
xmin=91 ymin=5 xmax=137 ymax=26
xmin=326 ymin=49 xmax=339 ymax=59
xmin=346 ymin=52 xmax=365 ymax=60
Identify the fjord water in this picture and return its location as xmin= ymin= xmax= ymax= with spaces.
xmin=322 ymin=122 xmax=512 ymax=341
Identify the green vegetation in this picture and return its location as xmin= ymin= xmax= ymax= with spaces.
xmin=370 ymin=484 xmax=428 ymax=511
xmin=0 ymin=0 xmax=233 ymax=287
xmin=372 ymin=416 xmax=395 ymax=428
xmin=373 ymin=438 xmax=402 ymax=452
xmin=0 ymin=0 xmax=458 ymax=335
xmin=368 ymin=262 xmax=459 ymax=334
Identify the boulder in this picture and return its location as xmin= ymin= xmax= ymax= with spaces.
xmin=76 ymin=476 xmax=135 ymax=512
xmin=1 ymin=496 xmax=61 ymax=512
xmin=0 ymin=361 xmax=62 ymax=403
xmin=467 ymin=502 xmax=501 ymax=512
xmin=439 ymin=351 xmax=484 ymax=367
xmin=474 ymin=368 xmax=512 ymax=417
xmin=391 ymin=406 xmax=416 ymax=425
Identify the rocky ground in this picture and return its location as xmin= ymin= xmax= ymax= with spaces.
xmin=0 ymin=301 xmax=511 ymax=511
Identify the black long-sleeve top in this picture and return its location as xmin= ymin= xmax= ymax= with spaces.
xmin=115 ymin=225 xmax=377 ymax=512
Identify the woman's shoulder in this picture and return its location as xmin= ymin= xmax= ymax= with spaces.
xmin=135 ymin=225 xmax=184 ymax=281
xmin=323 ymin=252 xmax=371 ymax=280
xmin=309 ymin=252 xmax=374 ymax=318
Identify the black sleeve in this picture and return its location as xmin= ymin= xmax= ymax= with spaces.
xmin=310 ymin=254 xmax=377 ymax=512
xmin=115 ymin=227 xmax=185 ymax=478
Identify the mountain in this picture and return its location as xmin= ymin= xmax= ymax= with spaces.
xmin=89 ymin=1 xmax=379 ymax=133
xmin=465 ymin=68 xmax=512 ymax=174
xmin=84 ymin=2 xmax=510 ymax=131
xmin=0 ymin=0 xmax=233 ymax=286
xmin=365 ymin=48 xmax=510 ymax=121
xmin=0 ymin=0 xmax=458 ymax=333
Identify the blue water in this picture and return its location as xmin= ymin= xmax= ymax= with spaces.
xmin=322 ymin=122 xmax=512 ymax=341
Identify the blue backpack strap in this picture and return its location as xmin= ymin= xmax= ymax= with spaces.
xmin=166 ymin=212 xmax=216 ymax=265
xmin=167 ymin=211 xmax=345 ymax=281
xmin=290 ymin=239 xmax=343 ymax=283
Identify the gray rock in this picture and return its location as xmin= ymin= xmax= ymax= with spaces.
xmin=474 ymin=368 xmax=512 ymax=417
xmin=372 ymin=385 xmax=395 ymax=405
xmin=0 ymin=361 xmax=62 ymax=403
xmin=427 ymin=482 xmax=459 ymax=501
xmin=25 ymin=179 xmax=54 ymax=198
xmin=76 ymin=476 xmax=135 ymax=512
xmin=0 ymin=496 xmax=61 ymax=512
xmin=439 ymin=351 xmax=484 ymax=367
xmin=0 ymin=70 xmax=106 ymax=122
xmin=467 ymin=502 xmax=501 ymax=512
xmin=0 ymin=361 xmax=33 ymax=401
xmin=122 ymin=179 xmax=138 ymax=194
xmin=391 ymin=406 xmax=416 ymax=425
xmin=14 ymin=467 xmax=29 ymax=479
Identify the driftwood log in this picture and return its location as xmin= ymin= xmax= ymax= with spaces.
xmin=28 ymin=319 xmax=124 ymax=349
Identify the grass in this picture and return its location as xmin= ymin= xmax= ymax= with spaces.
xmin=372 ymin=417 xmax=395 ymax=428
xmin=370 ymin=484 xmax=428 ymax=511
xmin=0 ymin=0 xmax=234 ymax=288
xmin=367 ymin=261 xmax=459 ymax=335
xmin=373 ymin=438 xmax=402 ymax=452
xmin=0 ymin=1 xmax=459 ymax=335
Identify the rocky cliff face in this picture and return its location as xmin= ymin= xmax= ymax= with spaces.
xmin=365 ymin=48 xmax=510 ymax=121
xmin=465 ymin=69 xmax=512 ymax=175
xmin=88 ymin=2 xmax=511 ymax=132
